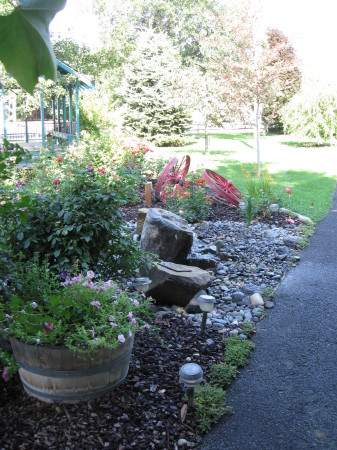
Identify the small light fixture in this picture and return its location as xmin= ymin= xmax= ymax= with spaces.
xmin=133 ymin=277 xmax=151 ymax=293
xmin=270 ymin=203 xmax=279 ymax=222
xmin=198 ymin=294 xmax=215 ymax=335
xmin=239 ymin=201 xmax=247 ymax=213
xmin=179 ymin=363 xmax=203 ymax=408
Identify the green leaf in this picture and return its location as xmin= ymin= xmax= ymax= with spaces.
xmin=54 ymin=249 xmax=60 ymax=258
xmin=0 ymin=0 xmax=67 ymax=94
xmin=17 ymin=232 xmax=24 ymax=241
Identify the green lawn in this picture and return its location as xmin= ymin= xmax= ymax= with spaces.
xmin=157 ymin=132 xmax=337 ymax=222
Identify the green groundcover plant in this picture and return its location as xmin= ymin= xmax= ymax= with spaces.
xmin=0 ymin=263 xmax=151 ymax=379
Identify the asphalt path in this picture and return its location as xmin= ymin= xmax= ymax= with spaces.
xmin=201 ymin=191 xmax=337 ymax=450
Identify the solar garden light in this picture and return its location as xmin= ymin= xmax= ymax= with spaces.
xmin=270 ymin=203 xmax=279 ymax=222
xmin=198 ymin=294 xmax=215 ymax=335
xmin=239 ymin=201 xmax=247 ymax=214
xmin=179 ymin=363 xmax=203 ymax=408
xmin=133 ymin=277 xmax=151 ymax=294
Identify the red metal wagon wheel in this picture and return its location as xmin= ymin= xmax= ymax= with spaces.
xmin=155 ymin=155 xmax=191 ymax=199
xmin=202 ymin=169 xmax=242 ymax=207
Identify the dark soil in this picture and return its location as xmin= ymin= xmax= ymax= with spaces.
xmin=0 ymin=315 xmax=223 ymax=449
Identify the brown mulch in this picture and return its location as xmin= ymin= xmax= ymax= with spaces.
xmin=0 ymin=315 xmax=223 ymax=449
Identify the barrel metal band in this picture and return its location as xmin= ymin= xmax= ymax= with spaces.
xmin=20 ymin=373 xmax=128 ymax=402
xmin=15 ymin=347 xmax=133 ymax=378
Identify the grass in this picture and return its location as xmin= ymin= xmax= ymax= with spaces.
xmin=157 ymin=131 xmax=337 ymax=223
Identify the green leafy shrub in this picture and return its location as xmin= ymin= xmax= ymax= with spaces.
xmin=3 ymin=158 xmax=147 ymax=278
xmin=241 ymin=322 xmax=255 ymax=337
xmin=223 ymin=336 xmax=255 ymax=368
xmin=163 ymin=173 xmax=213 ymax=223
xmin=210 ymin=362 xmax=238 ymax=388
xmin=194 ymin=384 xmax=231 ymax=433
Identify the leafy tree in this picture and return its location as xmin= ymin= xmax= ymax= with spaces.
xmin=202 ymin=2 xmax=301 ymax=175
xmin=262 ymin=28 xmax=301 ymax=132
xmin=117 ymin=29 xmax=192 ymax=146
xmin=281 ymin=89 xmax=337 ymax=143
xmin=52 ymin=38 xmax=100 ymax=77
xmin=92 ymin=0 xmax=218 ymax=64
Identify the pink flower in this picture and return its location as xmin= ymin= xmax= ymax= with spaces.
xmin=179 ymin=210 xmax=184 ymax=215
xmin=44 ymin=322 xmax=53 ymax=330
xmin=118 ymin=334 xmax=125 ymax=343
xmin=287 ymin=217 xmax=295 ymax=224
xmin=82 ymin=280 xmax=94 ymax=288
xmin=133 ymin=299 xmax=140 ymax=306
xmin=53 ymin=178 xmax=60 ymax=185
xmin=86 ymin=270 xmax=95 ymax=279
xmin=259 ymin=189 xmax=263 ymax=192
xmin=131 ymin=318 xmax=137 ymax=325
xmin=90 ymin=301 xmax=101 ymax=309
xmin=140 ymin=292 xmax=146 ymax=299
xmin=286 ymin=188 xmax=292 ymax=194
xmin=2 ymin=368 xmax=8 ymax=379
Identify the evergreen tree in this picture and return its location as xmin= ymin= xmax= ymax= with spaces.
xmin=118 ymin=29 xmax=192 ymax=146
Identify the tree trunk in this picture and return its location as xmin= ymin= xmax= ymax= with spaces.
xmin=204 ymin=121 xmax=209 ymax=155
xmin=254 ymin=99 xmax=261 ymax=177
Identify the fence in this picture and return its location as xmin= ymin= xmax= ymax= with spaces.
xmin=0 ymin=120 xmax=75 ymax=142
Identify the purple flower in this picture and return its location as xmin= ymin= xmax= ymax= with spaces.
xmin=86 ymin=270 xmax=95 ymax=279
xmin=61 ymin=269 xmax=67 ymax=280
xmin=53 ymin=178 xmax=61 ymax=185
xmin=87 ymin=166 xmax=94 ymax=172
xmin=36 ymin=338 xmax=40 ymax=345
xmin=94 ymin=338 xmax=98 ymax=343
xmin=90 ymin=301 xmax=101 ymax=309
xmin=128 ymin=312 xmax=133 ymax=320
xmin=140 ymin=291 xmax=146 ymax=299
xmin=133 ymin=299 xmax=139 ymax=306
xmin=118 ymin=334 xmax=125 ymax=344
xmin=129 ymin=330 xmax=133 ymax=338
xmin=132 ymin=318 xmax=137 ymax=325
xmin=91 ymin=327 xmax=95 ymax=337
xmin=82 ymin=280 xmax=94 ymax=288
xmin=2 ymin=369 xmax=8 ymax=379
xmin=44 ymin=322 xmax=53 ymax=330
xmin=109 ymin=315 xmax=115 ymax=322
xmin=110 ymin=322 xmax=117 ymax=327
xmin=31 ymin=302 xmax=38 ymax=309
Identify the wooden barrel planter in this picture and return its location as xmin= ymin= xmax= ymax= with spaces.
xmin=10 ymin=337 xmax=134 ymax=404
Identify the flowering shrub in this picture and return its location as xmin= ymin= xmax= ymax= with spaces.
xmin=162 ymin=173 xmax=213 ymax=223
xmin=0 ymin=269 xmax=151 ymax=356
xmin=0 ymin=348 xmax=18 ymax=381
xmin=3 ymin=157 xmax=148 ymax=277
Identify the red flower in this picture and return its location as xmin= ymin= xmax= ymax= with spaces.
xmin=57 ymin=156 xmax=62 ymax=163
xmin=286 ymin=188 xmax=292 ymax=195
xmin=54 ymin=178 xmax=60 ymax=185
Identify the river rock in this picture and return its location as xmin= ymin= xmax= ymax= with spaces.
xmin=249 ymin=293 xmax=264 ymax=306
xmin=140 ymin=208 xmax=193 ymax=263
xmin=147 ymin=261 xmax=212 ymax=307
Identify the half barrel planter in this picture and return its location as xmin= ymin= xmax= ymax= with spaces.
xmin=10 ymin=336 xmax=134 ymax=404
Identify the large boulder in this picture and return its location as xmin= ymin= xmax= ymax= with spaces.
xmin=140 ymin=208 xmax=193 ymax=264
xmin=147 ymin=261 xmax=212 ymax=307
